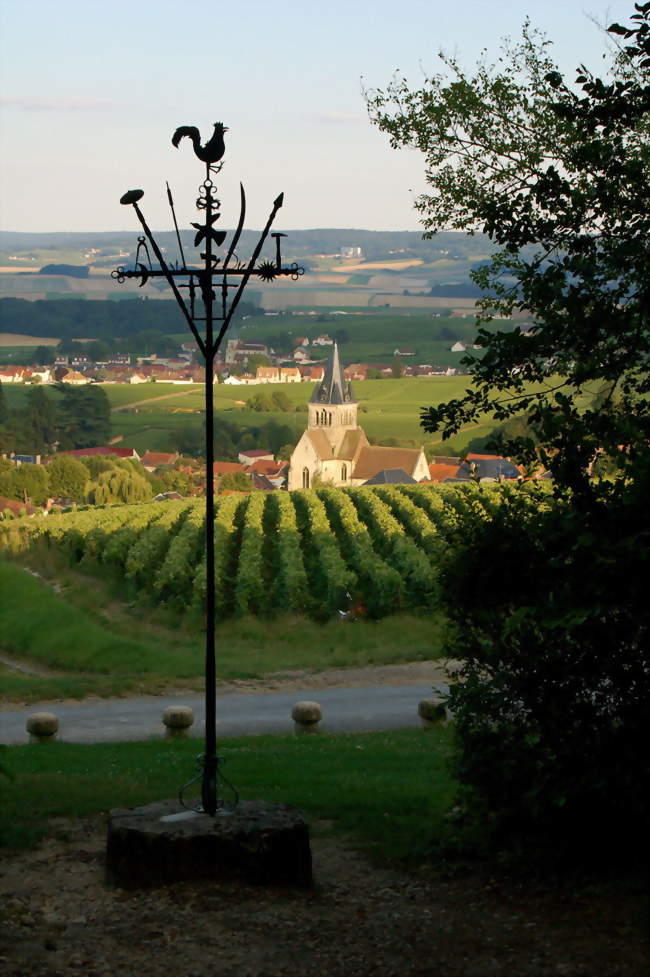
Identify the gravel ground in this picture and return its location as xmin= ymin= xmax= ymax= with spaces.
xmin=0 ymin=815 xmax=647 ymax=977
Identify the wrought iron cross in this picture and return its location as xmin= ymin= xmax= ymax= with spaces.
xmin=112 ymin=123 xmax=304 ymax=816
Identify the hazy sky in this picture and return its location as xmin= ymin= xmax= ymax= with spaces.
xmin=0 ymin=0 xmax=634 ymax=234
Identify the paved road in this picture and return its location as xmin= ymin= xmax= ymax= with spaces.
xmin=1 ymin=682 xmax=449 ymax=745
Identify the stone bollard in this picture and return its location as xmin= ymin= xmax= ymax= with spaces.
xmin=162 ymin=705 xmax=195 ymax=739
xmin=26 ymin=712 xmax=59 ymax=743
xmin=291 ymin=700 xmax=322 ymax=734
xmin=417 ymin=699 xmax=447 ymax=729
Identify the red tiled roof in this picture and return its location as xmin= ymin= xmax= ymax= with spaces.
xmin=240 ymin=449 xmax=274 ymax=459
xmin=59 ymin=446 xmax=138 ymax=459
xmin=353 ymin=446 xmax=423 ymax=480
xmin=428 ymin=462 xmax=461 ymax=482
xmin=213 ymin=461 xmax=247 ymax=476
xmin=142 ymin=451 xmax=178 ymax=468
xmin=247 ymin=459 xmax=287 ymax=476
xmin=466 ymin=453 xmax=504 ymax=461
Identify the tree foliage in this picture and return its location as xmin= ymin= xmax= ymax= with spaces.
xmin=367 ymin=5 xmax=650 ymax=494
xmin=368 ymin=5 xmax=650 ymax=856
xmin=46 ymin=455 xmax=90 ymax=503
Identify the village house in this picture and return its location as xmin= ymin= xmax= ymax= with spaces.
xmin=300 ymin=365 xmax=324 ymax=382
xmin=238 ymin=449 xmax=275 ymax=466
xmin=141 ymin=451 xmax=179 ymax=472
xmin=246 ymin=458 xmax=288 ymax=488
xmin=58 ymin=446 xmax=140 ymax=461
xmin=288 ymin=345 xmax=429 ymax=490
xmin=52 ymin=367 xmax=89 ymax=384
xmin=343 ymin=364 xmax=367 ymax=381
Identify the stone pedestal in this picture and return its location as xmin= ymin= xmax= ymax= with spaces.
xmin=106 ymin=799 xmax=312 ymax=888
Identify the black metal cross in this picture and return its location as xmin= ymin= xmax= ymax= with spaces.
xmin=112 ymin=123 xmax=303 ymax=816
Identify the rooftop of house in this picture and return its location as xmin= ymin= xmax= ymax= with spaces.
xmin=353 ymin=445 xmax=424 ymax=481
xmin=363 ymin=468 xmax=417 ymax=485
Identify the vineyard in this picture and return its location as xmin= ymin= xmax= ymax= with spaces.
xmin=0 ymin=484 xmax=546 ymax=620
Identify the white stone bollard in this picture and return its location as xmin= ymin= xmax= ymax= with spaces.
xmin=291 ymin=700 xmax=322 ymax=733
xmin=417 ymin=699 xmax=447 ymax=729
xmin=162 ymin=705 xmax=195 ymax=738
xmin=26 ymin=712 xmax=59 ymax=743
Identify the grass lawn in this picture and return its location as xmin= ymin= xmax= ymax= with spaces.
xmin=0 ymin=727 xmax=456 ymax=855
xmin=0 ymin=560 xmax=446 ymax=702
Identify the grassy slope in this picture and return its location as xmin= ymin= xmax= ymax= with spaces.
xmin=0 ymin=559 xmax=445 ymax=702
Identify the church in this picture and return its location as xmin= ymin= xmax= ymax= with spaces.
xmin=287 ymin=344 xmax=429 ymax=490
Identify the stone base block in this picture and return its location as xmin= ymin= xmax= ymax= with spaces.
xmin=106 ymin=798 xmax=312 ymax=889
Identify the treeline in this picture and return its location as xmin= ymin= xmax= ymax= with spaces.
xmin=0 ymin=384 xmax=110 ymax=456
xmin=177 ymin=413 xmax=299 ymax=462
xmin=0 ymin=228 xmax=498 ymax=265
xmin=0 ymin=450 xmax=195 ymax=508
xmin=0 ymin=454 xmax=154 ymax=507
xmin=0 ymin=297 xmax=261 ymax=341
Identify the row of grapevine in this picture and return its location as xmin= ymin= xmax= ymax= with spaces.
xmin=191 ymin=494 xmax=248 ymax=617
xmin=153 ymin=501 xmax=205 ymax=605
xmin=291 ymin=490 xmax=355 ymax=617
xmin=233 ymin=493 xmax=268 ymax=616
xmin=373 ymin=486 xmax=445 ymax=560
xmin=317 ymin=487 xmax=403 ymax=616
xmin=265 ymin=491 xmax=311 ymax=616
xmin=346 ymin=487 xmax=438 ymax=608
xmin=126 ymin=501 xmax=195 ymax=589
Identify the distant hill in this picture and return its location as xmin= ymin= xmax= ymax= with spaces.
xmin=0 ymin=228 xmax=497 ymax=266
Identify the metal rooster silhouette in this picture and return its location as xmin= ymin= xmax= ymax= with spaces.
xmin=172 ymin=122 xmax=228 ymax=177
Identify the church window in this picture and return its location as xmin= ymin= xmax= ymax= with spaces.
xmin=341 ymin=463 xmax=347 ymax=482
xmin=302 ymin=467 xmax=310 ymax=489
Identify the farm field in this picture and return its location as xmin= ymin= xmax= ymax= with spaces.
xmin=0 ymin=376 xmax=497 ymax=454
xmin=235 ymin=311 xmax=491 ymax=367
xmin=106 ymin=378 xmax=495 ymax=455
xmin=0 ymin=333 xmax=59 ymax=347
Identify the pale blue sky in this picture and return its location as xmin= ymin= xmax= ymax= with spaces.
xmin=0 ymin=0 xmax=634 ymax=233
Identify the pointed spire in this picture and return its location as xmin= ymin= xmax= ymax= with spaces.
xmin=310 ymin=343 xmax=356 ymax=405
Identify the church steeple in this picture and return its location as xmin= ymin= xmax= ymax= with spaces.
xmin=310 ymin=343 xmax=356 ymax=405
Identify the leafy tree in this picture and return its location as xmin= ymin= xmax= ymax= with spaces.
xmin=391 ymin=356 xmax=403 ymax=378
xmin=333 ymin=328 xmax=350 ymax=345
xmin=271 ymin=390 xmax=292 ymax=412
xmin=247 ymin=392 xmax=274 ymax=413
xmin=367 ymin=10 xmax=649 ymax=492
xmin=56 ymin=385 xmax=111 ymax=449
xmin=46 ymin=455 xmax=90 ymax=502
xmin=33 ymin=345 xmax=56 ymax=365
xmin=368 ymin=5 xmax=650 ymax=856
xmin=23 ymin=387 xmax=58 ymax=453
xmin=0 ymin=384 xmax=7 ymax=426
xmin=246 ymin=353 xmax=272 ymax=373
xmin=85 ymin=340 xmax=113 ymax=362
xmin=86 ymin=467 xmax=152 ymax=505
xmin=219 ymin=471 xmax=252 ymax=493
xmin=0 ymin=462 xmax=49 ymax=505
xmin=152 ymin=467 xmax=191 ymax=495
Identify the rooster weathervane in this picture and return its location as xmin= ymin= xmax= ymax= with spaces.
xmin=112 ymin=123 xmax=304 ymax=818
